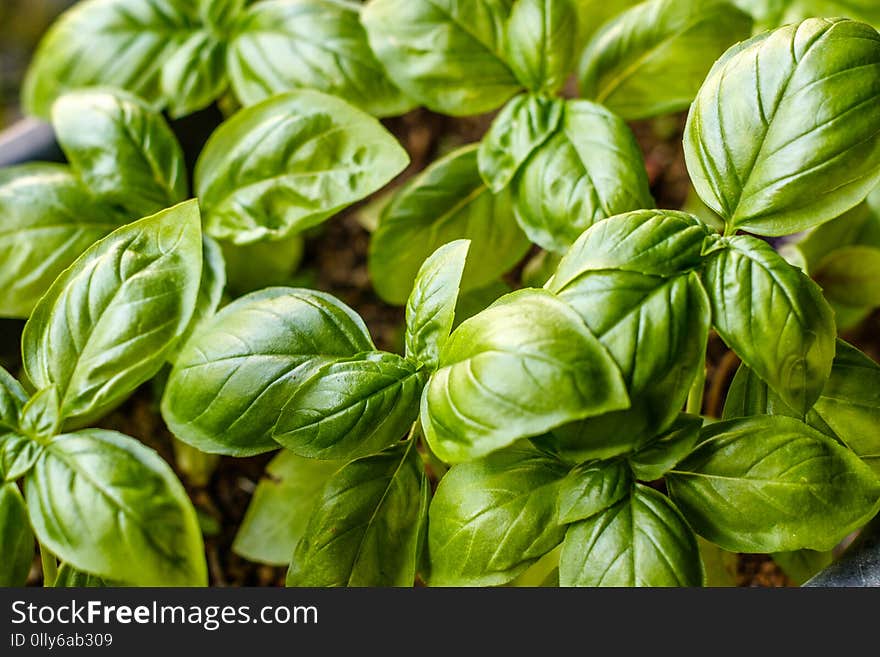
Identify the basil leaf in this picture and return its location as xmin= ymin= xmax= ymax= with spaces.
xmin=0 ymin=483 xmax=34 ymax=586
xmin=21 ymin=0 xmax=199 ymax=119
xmin=173 ymin=236 xmax=227 ymax=361
xmin=162 ymin=287 xmax=374 ymax=456
xmin=557 ymin=459 xmax=632 ymax=524
xmin=628 ymin=414 xmax=703 ymax=482
xmin=511 ymin=100 xmax=653 ymax=252
xmin=505 ymin=0 xmax=577 ymax=93
xmin=369 ymin=144 xmax=530 ymax=305
xmin=53 ymin=563 xmax=112 ymax=587
xmin=0 ymin=164 xmax=125 ymax=318
xmin=559 ymin=484 xmax=704 ymax=586
xmin=813 ymin=246 xmax=880 ymax=308
xmin=200 ymin=0 xmax=248 ymax=30
xmin=25 ymin=429 xmax=207 ymax=586
xmin=478 ymin=93 xmax=565 ymax=192
xmin=724 ymin=340 xmax=880 ymax=474
xmin=273 ymin=352 xmax=425 ymax=460
xmin=221 ymin=233 xmax=305 ymax=296
xmin=684 ymin=18 xmax=880 ymax=237
xmin=579 ymin=0 xmax=752 ymax=120
xmin=195 ymin=90 xmax=409 ymax=244
xmin=452 ymin=280 xmax=514 ymax=328
xmin=771 ymin=549 xmax=833 ymax=586
xmin=286 ymin=440 xmax=428 ymax=586
xmin=0 ymin=366 xmax=28 ymax=431
xmin=1 ymin=435 xmax=43 ymax=483
xmin=232 ymin=450 xmax=342 ymax=566
xmin=422 ymin=288 xmax=629 ymax=463
xmin=575 ymin=0 xmax=642 ymax=42
xmin=228 ymin=0 xmax=414 ymax=117
xmin=428 ymin=443 xmax=569 ymax=586
xmin=667 ymin=416 xmax=880 ymax=552
xmin=704 ymin=235 xmax=836 ymax=415
xmin=781 ymin=0 xmax=880 ymax=28
xmin=22 ymin=200 xmax=202 ymax=424
xmin=19 ymin=387 xmax=61 ymax=441
xmin=405 ymin=240 xmax=470 ymax=370
xmin=160 ymin=31 xmax=228 ymax=118
xmin=362 ymin=0 xmax=520 ymax=116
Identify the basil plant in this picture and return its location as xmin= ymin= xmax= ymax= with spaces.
xmin=0 ymin=201 xmax=209 ymax=587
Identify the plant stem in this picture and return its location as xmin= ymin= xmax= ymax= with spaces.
xmin=40 ymin=544 xmax=57 ymax=587
xmin=687 ymin=365 xmax=707 ymax=415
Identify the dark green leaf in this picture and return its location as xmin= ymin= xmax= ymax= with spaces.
xmin=813 ymin=246 xmax=880 ymax=308
xmin=1 ymin=435 xmax=43 ymax=483
xmin=505 ymin=0 xmax=578 ymax=93
xmin=162 ymin=287 xmax=374 ymax=456
xmin=428 ymin=443 xmax=569 ymax=586
xmin=221 ymin=233 xmax=305 ymax=296
xmin=628 ymin=414 xmax=703 ymax=482
xmin=0 ymin=366 xmax=28 ymax=431
xmin=667 ymin=415 xmax=880 ymax=552
xmin=0 ymin=483 xmax=34 ymax=586
xmin=557 ymin=459 xmax=632 ymax=524
xmin=286 ymin=440 xmax=428 ymax=586
xmin=25 ymin=429 xmax=207 ymax=586
xmin=559 ymin=484 xmax=703 ymax=586
xmin=161 ymin=31 xmax=228 ymax=118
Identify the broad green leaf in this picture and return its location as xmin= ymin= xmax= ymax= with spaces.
xmin=232 ymin=450 xmax=342 ymax=566
xmin=53 ymin=563 xmax=112 ymax=587
xmin=428 ymin=443 xmax=569 ymax=586
xmin=287 ymin=440 xmax=428 ymax=586
xmin=221 ymin=233 xmax=305 ymax=296
xmin=195 ymin=90 xmax=409 ymax=244
xmin=667 ymin=416 xmax=880 ymax=552
xmin=369 ymin=145 xmax=529 ymax=305
xmin=628 ymin=414 xmax=703 ymax=482
xmin=704 ymin=235 xmax=836 ymax=415
xmin=52 ymin=89 xmax=188 ymax=217
xmin=0 ymin=366 xmax=28 ymax=431
xmin=25 ymin=430 xmax=207 ymax=586
xmin=478 ymin=94 xmax=565 ymax=192
xmin=422 ymin=289 xmax=629 ymax=463
xmin=723 ymin=340 xmax=880 ymax=474
xmin=273 ymin=352 xmax=425 ymax=460
xmin=162 ymin=287 xmax=374 ymax=456
xmin=684 ymin=18 xmax=880 ymax=237
xmin=173 ymin=236 xmax=227 ymax=360
xmin=505 ymin=0 xmax=578 ymax=93
xmin=557 ymin=459 xmax=631 ymax=524
xmin=771 ymin=549 xmax=833 ymax=586
xmin=781 ymin=0 xmax=880 ymax=28
xmin=579 ymin=0 xmax=752 ymax=120
xmin=19 ymin=387 xmax=61 ymax=441
xmin=0 ymin=164 xmax=126 ymax=318
xmin=22 ymin=200 xmax=202 ymax=419
xmin=510 ymin=100 xmax=653 ymax=253
xmin=405 ymin=240 xmax=471 ymax=370
xmin=160 ymin=31 xmax=228 ymax=118
xmin=228 ymin=0 xmax=414 ymax=117
xmin=0 ymin=483 xmax=34 ymax=586
xmin=1 ymin=435 xmax=43 ymax=482
xmin=559 ymin=484 xmax=704 ymax=586
xmin=362 ymin=0 xmax=520 ymax=116
xmin=813 ymin=246 xmax=880 ymax=308
xmin=21 ymin=0 xmax=200 ymax=119
xmin=22 ymin=201 xmax=202 ymax=424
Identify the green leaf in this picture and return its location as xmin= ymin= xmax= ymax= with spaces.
xmin=21 ymin=0 xmax=200 ymax=119
xmin=628 ymin=414 xmax=703 ymax=482
xmin=452 ymin=280 xmax=514 ymax=328
xmin=0 ymin=366 xmax=28 ymax=431
xmin=52 ymin=89 xmax=188 ymax=217
xmin=232 ymin=450 xmax=342 ymax=566
xmin=172 ymin=236 xmax=227 ymax=361
xmin=369 ymin=144 xmax=530 ymax=305
xmin=771 ymin=549 xmax=833 ymax=586
xmin=574 ymin=0 xmax=642 ymax=42
xmin=273 ymin=352 xmax=425 ymax=460
xmin=362 ymin=0 xmax=521 ymax=116
xmin=1 ymin=435 xmax=43 ymax=482
xmin=505 ymin=0 xmax=578 ymax=93
xmin=510 ymin=100 xmax=654 ymax=253
xmin=421 ymin=288 xmax=629 ymax=463
xmin=724 ymin=340 xmax=880 ymax=474
xmin=19 ymin=387 xmax=61 ymax=441
xmin=405 ymin=240 xmax=471 ymax=370
xmin=428 ymin=442 xmax=569 ymax=586
xmin=478 ymin=93 xmax=565 ymax=192
xmin=578 ymin=0 xmax=752 ymax=120
xmin=813 ymin=246 xmax=880 ymax=308
xmin=666 ymin=415 xmax=880 ymax=552
xmin=161 ymin=31 xmax=228 ymax=118
xmin=53 ymin=563 xmax=112 ymax=587
xmin=684 ymin=18 xmax=880 ymax=237
xmin=286 ymin=439 xmax=428 ymax=586
xmin=195 ymin=90 xmax=409 ymax=244
xmin=557 ymin=459 xmax=632 ymax=524
xmin=22 ymin=200 xmax=202 ymax=425
xmin=0 ymin=483 xmax=34 ymax=586
xmin=0 ymin=164 xmax=126 ymax=318
xmin=780 ymin=0 xmax=880 ymax=28
xmin=25 ymin=429 xmax=207 ymax=586
xmin=704 ymin=235 xmax=836 ymax=415
xmin=162 ymin=287 xmax=374 ymax=456
xmin=221 ymin=233 xmax=305 ymax=296
xmin=559 ymin=484 xmax=704 ymax=586
xmin=228 ymin=0 xmax=414 ymax=117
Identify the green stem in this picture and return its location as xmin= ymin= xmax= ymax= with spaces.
xmin=40 ymin=544 xmax=57 ymax=588
xmin=687 ymin=365 xmax=707 ymax=416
